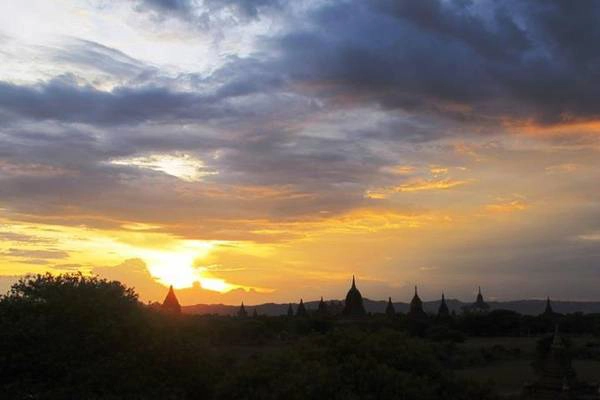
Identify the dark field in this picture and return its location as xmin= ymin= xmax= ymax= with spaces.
xmin=455 ymin=337 xmax=600 ymax=397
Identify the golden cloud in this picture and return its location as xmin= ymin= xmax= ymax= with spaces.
xmin=484 ymin=199 xmax=528 ymax=214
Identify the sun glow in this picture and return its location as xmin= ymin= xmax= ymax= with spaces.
xmin=110 ymin=153 xmax=217 ymax=182
xmin=138 ymin=241 xmax=236 ymax=292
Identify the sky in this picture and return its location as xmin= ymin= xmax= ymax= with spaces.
xmin=1 ymin=0 xmax=600 ymax=305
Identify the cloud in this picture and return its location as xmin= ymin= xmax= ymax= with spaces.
xmin=51 ymin=263 xmax=83 ymax=271
xmin=0 ymin=76 xmax=200 ymax=125
xmin=92 ymin=258 xmax=270 ymax=304
xmin=51 ymin=39 xmax=156 ymax=85
xmin=134 ymin=0 xmax=284 ymax=25
xmin=365 ymin=178 xmax=470 ymax=199
xmin=0 ymin=231 xmax=55 ymax=244
xmin=395 ymin=178 xmax=470 ymax=193
xmin=2 ymin=248 xmax=69 ymax=260
xmin=484 ymin=199 xmax=528 ymax=214
xmin=577 ymin=232 xmax=600 ymax=242
xmin=545 ymin=163 xmax=579 ymax=174
xmin=2 ymin=0 xmax=600 ymax=302
xmin=110 ymin=153 xmax=217 ymax=182
xmin=253 ymin=0 xmax=600 ymax=125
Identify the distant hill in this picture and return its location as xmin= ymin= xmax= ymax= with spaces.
xmin=182 ymin=298 xmax=600 ymax=316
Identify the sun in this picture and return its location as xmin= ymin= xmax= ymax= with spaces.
xmin=137 ymin=241 xmax=236 ymax=293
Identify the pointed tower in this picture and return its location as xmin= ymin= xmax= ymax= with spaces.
xmin=317 ymin=296 xmax=328 ymax=316
xmin=161 ymin=285 xmax=181 ymax=314
xmin=296 ymin=299 xmax=308 ymax=317
xmin=543 ymin=297 xmax=554 ymax=316
xmin=476 ymin=287 xmax=484 ymax=303
xmin=408 ymin=286 xmax=427 ymax=319
xmin=523 ymin=325 xmax=600 ymax=399
xmin=237 ymin=302 xmax=248 ymax=318
xmin=471 ymin=286 xmax=490 ymax=313
xmin=385 ymin=297 xmax=396 ymax=317
xmin=287 ymin=303 xmax=294 ymax=317
xmin=342 ymin=275 xmax=366 ymax=317
xmin=437 ymin=293 xmax=450 ymax=318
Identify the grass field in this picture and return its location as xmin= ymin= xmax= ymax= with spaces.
xmin=456 ymin=336 xmax=600 ymax=397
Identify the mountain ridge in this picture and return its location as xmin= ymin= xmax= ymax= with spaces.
xmin=182 ymin=298 xmax=600 ymax=316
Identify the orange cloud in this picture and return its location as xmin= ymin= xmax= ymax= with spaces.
xmin=380 ymin=165 xmax=417 ymax=175
xmin=429 ymin=166 xmax=449 ymax=177
xmin=395 ymin=178 xmax=470 ymax=193
xmin=545 ymin=163 xmax=579 ymax=174
xmin=484 ymin=199 xmax=528 ymax=214
xmin=504 ymin=118 xmax=600 ymax=137
xmin=365 ymin=178 xmax=470 ymax=199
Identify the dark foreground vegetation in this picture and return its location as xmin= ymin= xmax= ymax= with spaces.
xmin=2 ymin=274 xmax=600 ymax=399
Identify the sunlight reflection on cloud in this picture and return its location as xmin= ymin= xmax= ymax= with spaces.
xmin=110 ymin=153 xmax=217 ymax=182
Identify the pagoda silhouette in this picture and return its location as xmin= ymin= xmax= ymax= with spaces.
xmin=237 ymin=302 xmax=248 ymax=318
xmin=296 ymin=298 xmax=308 ymax=317
xmin=522 ymin=325 xmax=599 ymax=399
xmin=316 ymin=296 xmax=328 ymax=316
xmin=408 ymin=286 xmax=427 ymax=320
xmin=461 ymin=286 xmax=490 ymax=314
xmin=161 ymin=285 xmax=181 ymax=314
xmin=223 ymin=276 xmax=574 ymax=319
xmin=342 ymin=275 xmax=366 ymax=317
xmin=385 ymin=297 xmax=395 ymax=317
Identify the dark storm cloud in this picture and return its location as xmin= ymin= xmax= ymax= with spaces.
xmin=0 ymin=68 xmax=287 ymax=126
xmin=138 ymin=0 xmax=193 ymax=12
xmin=5 ymin=1 xmax=600 ymax=129
xmin=123 ymin=0 xmax=600 ymax=127
xmin=262 ymin=0 xmax=600 ymax=124
xmin=0 ymin=76 xmax=198 ymax=125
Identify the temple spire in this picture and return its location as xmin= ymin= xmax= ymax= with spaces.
xmin=437 ymin=292 xmax=450 ymax=318
xmin=317 ymin=296 xmax=328 ymax=316
xmin=296 ymin=298 xmax=307 ymax=317
xmin=385 ymin=297 xmax=395 ymax=317
xmin=161 ymin=285 xmax=181 ymax=314
xmin=343 ymin=275 xmax=366 ymax=317
xmin=408 ymin=285 xmax=426 ymax=320
xmin=470 ymin=286 xmax=489 ymax=313
xmin=237 ymin=301 xmax=248 ymax=318
xmin=544 ymin=297 xmax=554 ymax=315
xmin=522 ymin=323 xmax=592 ymax=398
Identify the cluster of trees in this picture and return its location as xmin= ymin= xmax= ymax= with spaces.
xmin=0 ymin=274 xmax=497 ymax=399
xmin=444 ymin=310 xmax=600 ymax=337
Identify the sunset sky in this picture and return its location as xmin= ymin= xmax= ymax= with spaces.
xmin=1 ymin=0 xmax=600 ymax=305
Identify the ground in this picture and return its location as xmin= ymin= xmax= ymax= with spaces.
xmin=455 ymin=336 xmax=600 ymax=397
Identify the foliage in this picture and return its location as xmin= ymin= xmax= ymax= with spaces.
xmin=214 ymin=329 xmax=493 ymax=400
xmin=9 ymin=273 xmax=589 ymax=399
xmin=0 ymin=273 xmax=217 ymax=399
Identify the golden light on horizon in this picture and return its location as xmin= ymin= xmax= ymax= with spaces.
xmin=138 ymin=241 xmax=237 ymax=292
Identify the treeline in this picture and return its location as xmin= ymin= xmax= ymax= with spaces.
xmin=397 ymin=309 xmax=600 ymax=339
xmin=0 ymin=274 xmax=498 ymax=400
